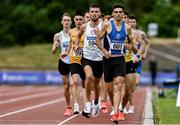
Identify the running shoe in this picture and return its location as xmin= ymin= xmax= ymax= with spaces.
xmin=102 ymin=108 xmax=109 ymax=114
xmin=101 ymin=101 xmax=108 ymax=109
xmin=64 ymin=107 xmax=72 ymax=116
xmin=82 ymin=102 xmax=91 ymax=118
xmin=118 ymin=112 xmax=125 ymax=121
xmin=111 ymin=113 xmax=118 ymax=124
xmin=128 ymin=105 xmax=134 ymax=113
xmin=92 ymin=103 xmax=100 ymax=117
xmin=73 ymin=103 xmax=80 ymax=114
xmin=123 ymin=108 xmax=129 ymax=114
xmin=110 ymin=107 xmax=114 ymax=115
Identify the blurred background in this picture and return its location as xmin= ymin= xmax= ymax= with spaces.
xmin=0 ymin=0 xmax=180 ymax=85
xmin=0 ymin=0 xmax=180 ymax=124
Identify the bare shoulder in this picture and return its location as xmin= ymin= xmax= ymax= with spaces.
xmin=125 ymin=24 xmax=132 ymax=35
xmin=54 ymin=32 xmax=61 ymax=42
xmin=139 ymin=30 xmax=147 ymax=38
xmin=104 ymin=20 xmax=112 ymax=33
xmin=104 ymin=21 xmax=110 ymax=28
xmin=54 ymin=32 xmax=60 ymax=37
xmin=125 ymin=23 xmax=131 ymax=30
xmin=101 ymin=21 xmax=110 ymax=31
xmin=81 ymin=23 xmax=88 ymax=31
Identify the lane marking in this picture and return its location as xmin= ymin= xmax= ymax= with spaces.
xmin=57 ymin=92 xmax=83 ymax=125
xmin=0 ymin=98 xmax=64 ymax=118
xmin=58 ymin=113 xmax=81 ymax=125
xmin=0 ymin=87 xmax=58 ymax=97
xmin=0 ymin=90 xmax=61 ymax=104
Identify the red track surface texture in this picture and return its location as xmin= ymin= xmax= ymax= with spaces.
xmin=0 ymin=85 xmax=146 ymax=124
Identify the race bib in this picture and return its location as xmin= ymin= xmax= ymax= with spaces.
xmin=73 ymin=48 xmax=83 ymax=57
xmin=110 ymin=43 xmax=124 ymax=50
xmin=88 ymin=40 xmax=96 ymax=48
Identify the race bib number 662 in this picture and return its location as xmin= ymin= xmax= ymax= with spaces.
xmin=88 ymin=40 xmax=96 ymax=47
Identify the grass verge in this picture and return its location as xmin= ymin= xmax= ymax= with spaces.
xmin=0 ymin=43 xmax=59 ymax=70
xmin=153 ymin=88 xmax=180 ymax=124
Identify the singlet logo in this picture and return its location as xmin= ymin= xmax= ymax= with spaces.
xmin=116 ymin=33 xmax=121 ymax=39
xmin=63 ymin=44 xmax=68 ymax=48
xmin=90 ymin=28 xmax=99 ymax=35
xmin=62 ymin=42 xmax=69 ymax=51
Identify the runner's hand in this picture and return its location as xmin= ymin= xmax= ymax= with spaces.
xmin=60 ymin=51 xmax=68 ymax=58
xmin=73 ymin=45 xmax=79 ymax=53
xmin=141 ymin=54 xmax=146 ymax=60
xmin=103 ymin=50 xmax=110 ymax=59
xmin=133 ymin=55 xmax=140 ymax=63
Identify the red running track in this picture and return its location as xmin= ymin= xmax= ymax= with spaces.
xmin=0 ymin=85 xmax=146 ymax=124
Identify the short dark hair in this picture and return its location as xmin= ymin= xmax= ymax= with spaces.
xmin=90 ymin=4 xmax=100 ymax=9
xmin=129 ymin=15 xmax=137 ymax=21
xmin=100 ymin=13 xmax=105 ymax=18
xmin=124 ymin=10 xmax=129 ymax=17
xmin=74 ymin=9 xmax=83 ymax=16
xmin=112 ymin=3 xmax=124 ymax=12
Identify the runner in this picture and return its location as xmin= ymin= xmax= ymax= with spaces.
xmin=51 ymin=12 xmax=72 ymax=116
xmin=68 ymin=10 xmax=85 ymax=114
xmin=96 ymin=3 xmax=133 ymax=123
xmin=99 ymin=15 xmax=112 ymax=114
xmin=84 ymin=12 xmax=90 ymax=23
xmin=128 ymin=15 xmax=150 ymax=113
xmin=75 ymin=4 xmax=103 ymax=118
xmin=121 ymin=14 xmax=145 ymax=115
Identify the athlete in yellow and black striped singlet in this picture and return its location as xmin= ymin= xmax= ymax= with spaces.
xmin=70 ymin=28 xmax=84 ymax=64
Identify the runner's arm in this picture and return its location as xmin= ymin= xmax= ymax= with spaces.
xmin=141 ymin=32 xmax=150 ymax=60
xmin=126 ymin=25 xmax=133 ymax=50
xmin=74 ymin=24 xmax=86 ymax=51
xmin=52 ymin=33 xmax=61 ymax=54
xmin=96 ymin=22 xmax=110 ymax=58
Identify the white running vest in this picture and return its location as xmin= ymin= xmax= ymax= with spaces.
xmin=83 ymin=21 xmax=103 ymax=61
xmin=59 ymin=31 xmax=70 ymax=64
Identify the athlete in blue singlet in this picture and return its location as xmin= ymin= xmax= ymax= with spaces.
xmin=96 ymin=4 xmax=133 ymax=123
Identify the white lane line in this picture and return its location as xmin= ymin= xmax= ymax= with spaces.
xmin=0 ymin=86 xmax=59 ymax=97
xmin=57 ymin=92 xmax=83 ymax=125
xmin=143 ymin=87 xmax=154 ymax=125
xmin=0 ymin=98 xmax=64 ymax=118
xmin=0 ymin=90 xmax=61 ymax=104
xmin=58 ymin=113 xmax=81 ymax=125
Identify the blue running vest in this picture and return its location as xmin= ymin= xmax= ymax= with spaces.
xmin=107 ymin=20 xmax=126 ymax=55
